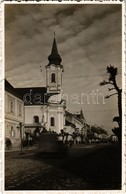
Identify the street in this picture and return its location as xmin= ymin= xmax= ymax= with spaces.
xmin=5 ymin=143 xmax=121 ymax=190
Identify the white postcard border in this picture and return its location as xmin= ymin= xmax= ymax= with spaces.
xmin=0 ymin=1 xmax=125 ymax=193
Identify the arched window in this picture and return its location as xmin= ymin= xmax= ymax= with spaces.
xmin=50 ymin=117 xmax=55 ymax=126
xmin=51 ymin=73 xmax=56 ymax=83
xmin=34 ymin=116 xmax=39 ymax=123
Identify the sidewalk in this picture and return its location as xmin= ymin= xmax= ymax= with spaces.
xmin=5 ymin=146 xmax=37 ymax=153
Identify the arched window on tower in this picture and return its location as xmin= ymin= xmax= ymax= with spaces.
xmin=51 ymin=73 xmax=56 ymax=83
xmin=50 ymin=117 xmax=55 ymax=126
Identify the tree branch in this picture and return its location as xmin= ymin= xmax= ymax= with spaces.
xmin=99 ymin=80 xmax=113 ymax=86
xmin=108 ymin=88 xmax=115 ymax=91
xmin=105 ymin=93 xmax=118 ymax=98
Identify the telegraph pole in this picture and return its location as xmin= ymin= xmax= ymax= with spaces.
xmin=17 ymin=122 xmax=24 ymax=154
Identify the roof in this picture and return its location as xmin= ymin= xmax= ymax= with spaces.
xmin=65 ymin=118 xmax=76 ymax=128
xmin=47 ymin=38 xmax=62 ymax=66
xmin=75 ymin=109 xmax=85 ymax=121
xmin=65 ymin=110 xmax=84 ymax=127
xmin=5 ymin=79 xmax=23 ymax=100
xmin=90 ymin=126 xmax=107 ymax=134
xmin=5 ymin=79 xmax=52 ymax=105
xmin=15 ymin=87 xmax=48 ymax=105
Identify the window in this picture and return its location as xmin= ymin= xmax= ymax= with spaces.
xmin=8 ymin=96 xmax=15 ymax=114
xmin=17 ymin=102 xmax=22 ymax=117
xmin=11 ymin=126 xmax=15 ymax=137
xmin=34 ymin=116 xmax=39 ymax=123
xmin=10 ymin=100 xmax=14 ymax=113
xmin=50 ymin=117 xmax=55 ymax=126
xmin=19 ymin=105 xmax=22 ymax=116
xmin=51 ymin=73 xmax=56 ymax=83
xmin=10 ymin=101 xmax=13 ymax=112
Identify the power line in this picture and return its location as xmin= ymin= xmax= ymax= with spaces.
xmin=84 ymin=109 xmax=118 ymax=112
xmin=6 ymin=73 xmax=121 ymax=81
xmin=64 ymin=74 xmax=121 ymax=78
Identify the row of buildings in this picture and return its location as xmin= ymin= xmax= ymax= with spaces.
xmin=5 ymin=37 xmax=109 ymax=149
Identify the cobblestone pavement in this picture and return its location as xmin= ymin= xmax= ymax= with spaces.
xmin=5 ymin=151 xmax=89 ymax=190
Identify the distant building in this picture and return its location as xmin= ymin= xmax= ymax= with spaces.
xmin=87 ymin=125 xmax=108 ymax=143
xmin=64 ymin=110 xmax=88 ymax=143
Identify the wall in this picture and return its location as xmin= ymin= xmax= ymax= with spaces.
xmin=25 ymin=105 xmax=46 ymax=124
xmin=5 ymin=91 xmax=24 ymax=148
xmin=46 ymin=104 xmax=65 ymax=134
xmin=25 ymin=104 xmax=65 ymax=134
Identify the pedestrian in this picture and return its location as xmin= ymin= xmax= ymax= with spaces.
xmin=6 ymin=138 xmax=12 ymax=150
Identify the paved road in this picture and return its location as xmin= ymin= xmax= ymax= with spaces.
xmin=5 ymin=145 xmax=94 ymax=190
xmin=5 ymin=143 xmax=119 ymax=190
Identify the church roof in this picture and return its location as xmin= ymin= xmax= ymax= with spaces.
xmin=15 ymin=87 xmax=48 ymax=105
xmin=5 ymin=79 xmax=49 ymax=105
xmin=47 ymin=37 xmax=62 ymax=66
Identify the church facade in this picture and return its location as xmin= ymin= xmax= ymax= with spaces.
xmin=21 ymin=37 xmax=66 ymax=134
xmin=5 ymin=37 xmax=86 ymax=148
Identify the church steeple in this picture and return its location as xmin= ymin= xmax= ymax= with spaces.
xmin=46 ymin=36 xmax=63 ymax=94
xmin=48 ymin=37 xmax=62 ymax=66
xmin=80 ymin=109 xmax=85 ymax=120
xmin=51 ymin=38 xmax=58 ymax=54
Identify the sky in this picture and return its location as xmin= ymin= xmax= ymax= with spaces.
xmin=5 ymin=4 xmax=122 ymax=134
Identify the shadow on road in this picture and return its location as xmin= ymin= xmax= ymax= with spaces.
xmin=5 ymin=143 xmax=121 ymax=190
xmin=34 ymin=143 xmax=121 ymax=190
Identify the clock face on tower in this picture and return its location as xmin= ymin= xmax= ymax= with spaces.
xmin=51 ymin=66 xmax=55 ymax=70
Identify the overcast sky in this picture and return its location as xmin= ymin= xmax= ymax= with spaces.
xmin=5 ymin=4 xmax=122 ymax=133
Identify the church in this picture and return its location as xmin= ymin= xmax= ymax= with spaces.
xmin=5 ymin=37 xmax=86 ymax=148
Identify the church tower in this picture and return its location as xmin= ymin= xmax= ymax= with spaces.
xmin=45 ymin=37 xmax=65 ymax=133
xmin=46 ymin=37 xmax=64 ymax=94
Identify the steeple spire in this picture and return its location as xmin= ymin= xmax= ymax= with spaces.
xmin=80 ymin=109 xmax=85 ymax=121
xmin=48 ymin=36 xmax=62 ymax=66
xmin=51 ymin=38 xmax=58 ymax=55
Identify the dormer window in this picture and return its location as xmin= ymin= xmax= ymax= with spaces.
xmin=51 ymin=73 xmax=56 ymax=83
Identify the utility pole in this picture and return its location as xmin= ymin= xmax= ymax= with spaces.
xmin=17 ymin=122 xmax=24 ymax=154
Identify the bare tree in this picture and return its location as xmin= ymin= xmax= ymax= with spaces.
xmin=100 ymin=65 xmax=122 ymax=142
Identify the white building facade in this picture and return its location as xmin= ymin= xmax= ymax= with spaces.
xmin=5 ymin=81 xmax=24 ymax=148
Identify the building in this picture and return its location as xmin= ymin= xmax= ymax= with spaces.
xmin=64 ymin=110 xmax=88 ymax=143
xmin=5 ymin=80 xmax=24 ymax=148
xmin=5 ymin=37 xmax=92 ymax=148
xmin=87 ymin=125 xmax=108 ymax=143
xmin=5 ymin=37 xmax=66 ymax=148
